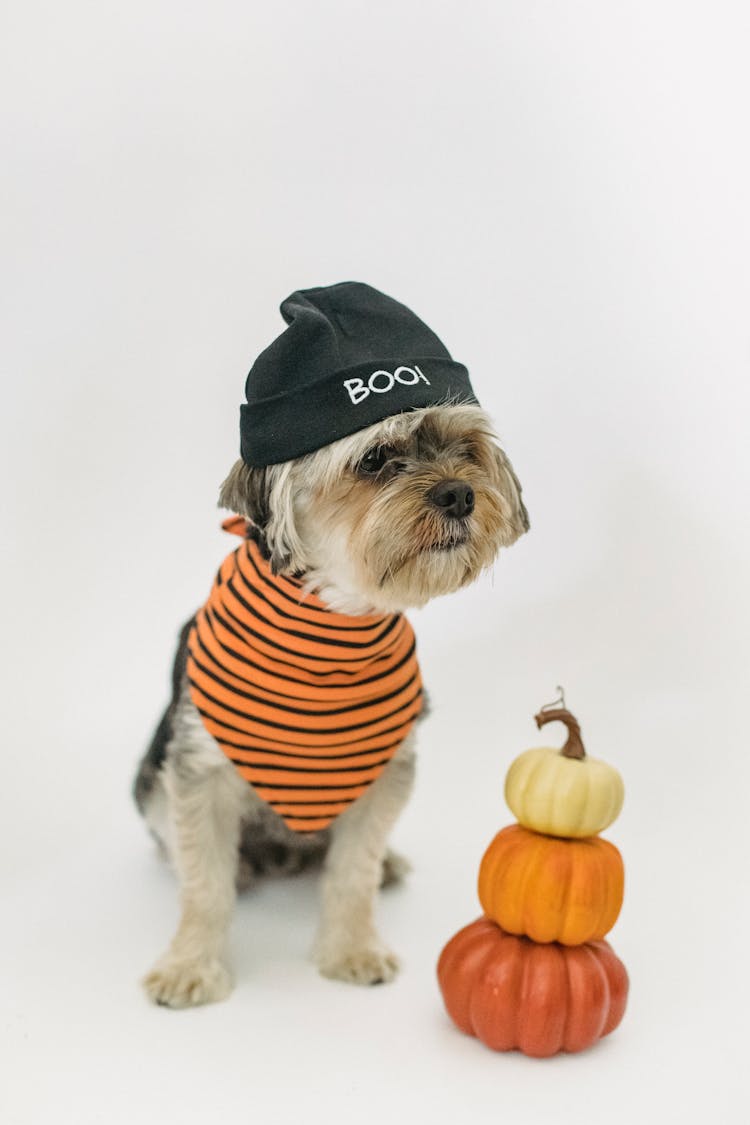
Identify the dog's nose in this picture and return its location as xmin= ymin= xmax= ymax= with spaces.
xmin=428 ymin=479 xmax=475 ymax=519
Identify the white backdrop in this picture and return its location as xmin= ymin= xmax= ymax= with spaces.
xmin=2 ymin=2 xmax=749 ymax=1123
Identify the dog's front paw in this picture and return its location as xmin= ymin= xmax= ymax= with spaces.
xmin=316 ymin=946 xmax=400 ymax=986
xmin=142 ymin=955 xmax=232 ymax=1008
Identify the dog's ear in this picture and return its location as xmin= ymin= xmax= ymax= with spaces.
xmin=218 ymin=460 xmax=299 ymax=575
xmin=492 ymin=447 xmax=530 ymax=537
xmin=219 ymin=460 xmax=271 ymax=530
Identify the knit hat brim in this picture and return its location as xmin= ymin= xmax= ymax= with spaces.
xmin=240 ymin=356 xmax=475 ymax=466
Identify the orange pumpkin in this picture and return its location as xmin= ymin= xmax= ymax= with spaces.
xmin=478 ymin=824 xmax=624 ymax=945
xmin=437 ymin=916 xmax=628 ymax=1057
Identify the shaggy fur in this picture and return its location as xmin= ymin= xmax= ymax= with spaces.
xmin=134 ymin=404 xmax=528 ymax=1007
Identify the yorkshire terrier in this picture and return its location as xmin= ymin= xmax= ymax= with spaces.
xmin=133 ymin=282 xmax=529 ymax=1007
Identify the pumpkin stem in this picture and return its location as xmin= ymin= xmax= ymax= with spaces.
xmin=533 ymin=708 xmax=586 ymax=760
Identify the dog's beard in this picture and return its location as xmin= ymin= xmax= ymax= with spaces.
xmin=298 ymin=474 xmax=505 ymax=613
xmin=286 ymin=406 xmax=527 ymax=614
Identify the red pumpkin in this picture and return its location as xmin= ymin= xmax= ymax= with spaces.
xmin=437 ymin=917 xmax=628 ymax=1058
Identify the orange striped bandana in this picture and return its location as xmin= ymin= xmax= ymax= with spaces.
xmin=186 ymin=519 xmax=424 ymax=832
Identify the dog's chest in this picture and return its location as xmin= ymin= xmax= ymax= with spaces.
xmin=186 ymin=536 xmax=423 ymax=832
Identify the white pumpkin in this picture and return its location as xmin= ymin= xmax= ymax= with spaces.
xmin=504 ymin=708 xmax=624 ymax=839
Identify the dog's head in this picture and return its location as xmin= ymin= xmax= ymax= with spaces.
xmin=219 ymin=403 xmax=529 ymax=614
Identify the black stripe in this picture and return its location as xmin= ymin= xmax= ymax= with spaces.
xmin=197 ymin=711 xmax=421 ymax=754
xmin=222 ymin=736 xmax=403 ymax=763
xmin=250 ymin=780 xmax=379 ymax=791
xmin=204 ymin=605 xmax=417 ymax=684
xmin=237 ymin=548 xmax=391 ymax=635
xmin=224 ymin=576 xmax=401 ymax=656
xmin=211 ymin=605 xmax=382 ymax=676
xmin=190 ymin=680 xmax=423 ymax=739
xmin=196 ymin=616 xmax=343 ymax=694
xmin=268 ymin=796 xmax=356 ymax=807
xmin=189 ymin=649 xmax=419 ymax=719
xmin=228 ymin=755 xmax=393 ymax=775
xmin=272 ymin=811 xmax=351 ymax=819
xmin=216 ymin=601 xmax=391 ymax=671
xmin=195 ymin=718 xmax=409 ymax=757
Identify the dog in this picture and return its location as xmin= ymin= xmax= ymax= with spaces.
xmin=133 ymin=283 xmax=529 ymax=1008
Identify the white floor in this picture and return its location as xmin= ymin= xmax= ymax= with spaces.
xmin=4 ymin=614 xmax=747 ymax=1125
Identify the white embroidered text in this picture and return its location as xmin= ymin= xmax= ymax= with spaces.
xmin=344 ymin=365 xmax=430 ymax=405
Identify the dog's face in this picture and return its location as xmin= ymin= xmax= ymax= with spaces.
xmin=219 ymin=404 xmax=529 ymax=614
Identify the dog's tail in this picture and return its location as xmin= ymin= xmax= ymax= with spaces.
xmin=132 ymin=616 xmax=195 ymax=814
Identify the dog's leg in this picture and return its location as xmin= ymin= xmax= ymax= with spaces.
xmin=313 ymin=735 xmax=416 ymax=985
xmin=142 ymin=697 xmax=248 ymax=1009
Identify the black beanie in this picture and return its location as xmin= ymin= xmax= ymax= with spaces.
xmin=239 ymin=282 xmax=478 ymax=466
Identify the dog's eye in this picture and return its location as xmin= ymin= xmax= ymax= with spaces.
xmin=358 ymin=447 xmax=390 ymax=475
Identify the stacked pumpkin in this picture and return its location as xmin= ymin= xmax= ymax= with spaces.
xmin=437 ymin=700 xmax=629 ymax=1058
